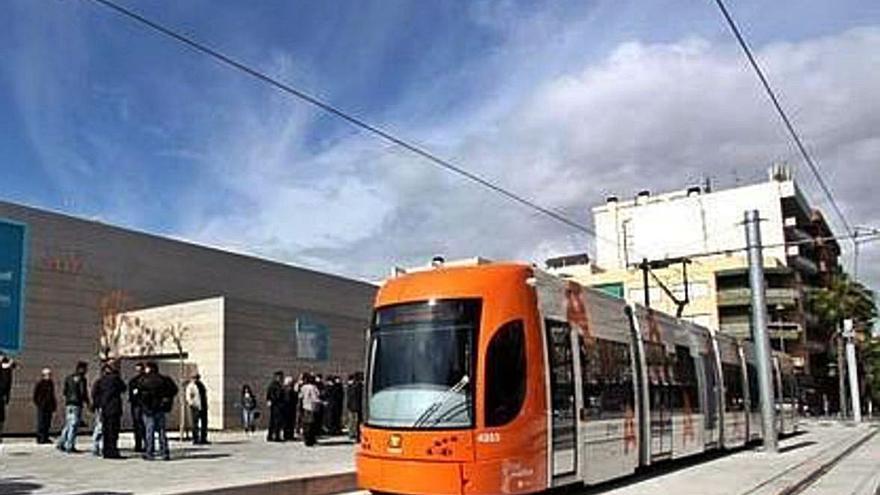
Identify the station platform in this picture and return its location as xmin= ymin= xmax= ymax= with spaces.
xmin=1 ymin=420 xmax=876 ymax=495
xmin=346 ymin=420 xmax=878 ymax=495
xmin=0 ymin=430 xmax=356 ymax=495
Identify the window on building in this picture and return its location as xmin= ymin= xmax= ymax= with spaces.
xmin=485 ymin=320 xmax=527 ymax=427
xmin=593 ymin=283 xmax=624 ymax=299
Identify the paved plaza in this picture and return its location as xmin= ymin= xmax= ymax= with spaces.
xmin=0 ymin=431 xmax=356 ymax=495
xmin=1 ymin=421 xmax=877 ymax=495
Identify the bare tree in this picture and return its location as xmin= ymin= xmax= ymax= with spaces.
xmin=162 ymin=321 xmax=190 ymax=440
xmin=97 ymin=290 xmax=131 ymax=360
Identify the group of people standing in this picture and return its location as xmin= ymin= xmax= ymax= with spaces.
xmin=56 ymin=360 xmax=178 ymax=460
xmin=0 ymin=352 xmax=364 ymax=454
xmin=2 ymin=357 xmax=179 ymax=461
xmin=247 ymin=371 xmax=363 ymax=447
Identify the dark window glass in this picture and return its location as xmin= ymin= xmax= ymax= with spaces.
xmin=671 ymin=346 xmax=700 ymax=413
xmin=723 ymin=363 xmax=745 ymax=412
xmin=746 ymin=363 xmax=760 ymax=412
xmin=580 ymin=337 xmax=634 ymax=419
xmin=485 ymin=320 xmax=526 ymax=427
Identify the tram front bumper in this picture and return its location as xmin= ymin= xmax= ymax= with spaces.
xmin=357 ymin=454 xmax=465 ymax=495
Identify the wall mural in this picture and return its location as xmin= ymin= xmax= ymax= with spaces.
xmin=294 ymin=316 xmax=329 ymax=361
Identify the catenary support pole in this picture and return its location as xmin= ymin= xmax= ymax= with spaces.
xmin=843 ymin=319 xmax=862 ymax=423
xmin=744 ymin=210 xmax=778 ymax=452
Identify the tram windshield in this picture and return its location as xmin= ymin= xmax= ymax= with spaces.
xmin=366 ymin=299 xmax=480 ymax=429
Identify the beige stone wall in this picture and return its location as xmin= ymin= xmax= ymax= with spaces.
xmin=121 ymin=297 xmax=225 ymax=429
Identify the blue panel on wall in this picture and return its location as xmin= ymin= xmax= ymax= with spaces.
xmin=0 ymin=218 xmax=27 ymax=354
xmin=294 ymin=317 xmax=329 ymax=361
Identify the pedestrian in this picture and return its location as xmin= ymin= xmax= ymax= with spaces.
xmin=0 ymin=354 xmax=16 ymax=443
xmin=300 ymin=373 xmax=322 ymax=447
xmin=282 ymin=375 xmax=297 ymax=441
xmin=128 ymin=362 xmax=146 ymax=453
xmin=315 ymin=374 xmax=327 ymax=436
xmin=92 ymin=361 xmax=126 ymax=459
xmin=185 ymin=373 xmax=209 ymax=445
xmin=56 ymin=361 xmax=89 ymax=453
xmin=32 ymin=368 xmax=57 ymax=444
xmin=266 ymin=371 xmax=284 ymax=442
xmin=240 ymin=384 xmax=258 ymax=434
xmin=329 ymin=376 xmax=344 ymax=435
xmin=345 ymin=372 xmax=363 ymax=442
xmin=139 ymin=361 xmax=177 ymax=461
xmin=90 ymin=368 xmax=104 ymax=457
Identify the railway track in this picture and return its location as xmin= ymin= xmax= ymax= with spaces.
xmin=773 ymin=427 xmax=879 ymax=495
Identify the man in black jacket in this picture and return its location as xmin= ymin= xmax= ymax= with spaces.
xmin=139 ymin=361 xmax=177 ymax=460
xmin=32 ymin=368 xmax=57 ymax=444
xmin=345 ymin=372 xmax=363 ymax=441
xmin=0 ymin=354 xmax=15 ymax=443
xmin=128 ymin=362 xmax=146 ymax=452
xmin=57 ymin=361 xmax=89 ymax=453
xmin=266 ymin=371 xmax=284 ymax=442
xmin=93 ymin=361 xmax=126 ymax=459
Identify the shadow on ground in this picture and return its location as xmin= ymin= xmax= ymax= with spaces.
xmin=0 ymin=477 xmax=43 ymax=495
xmin=778 ymin=440 xmax=817 ymax=454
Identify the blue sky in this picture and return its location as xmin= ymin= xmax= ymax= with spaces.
xmin=2 ymin=0 xmax=879 ymax=287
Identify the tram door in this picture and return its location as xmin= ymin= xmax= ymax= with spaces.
xmin=645 ymin=342 xmax=673 ymax=460
xmin=545 ymin=319 xmax=578 ymax=480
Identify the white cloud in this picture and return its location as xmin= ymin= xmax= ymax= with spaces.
xmin=178 ymin=25 xmax=880 ymax=288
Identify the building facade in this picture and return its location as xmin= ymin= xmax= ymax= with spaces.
xmin=548 ymin=167 xmax=840 ymax=409
xmin=0 ymin=200 xmax=376 ymax=434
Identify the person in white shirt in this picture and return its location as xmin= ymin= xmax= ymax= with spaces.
xmin=299 ymin=373 xmax=322 ymax=447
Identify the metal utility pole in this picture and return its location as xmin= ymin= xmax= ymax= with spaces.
xmin=843 ymin=319 xmax=862 ymax=423
xmin=744 ymin=210 xmax=778 ymax=452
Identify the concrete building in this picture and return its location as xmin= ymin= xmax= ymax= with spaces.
xmin=0 ymin=200 xmax=376 ymax=434
xmin=548 ymin=166 xmax=841 ymax=409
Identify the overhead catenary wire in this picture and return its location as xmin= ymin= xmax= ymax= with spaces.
xmin=712 ymin=0 xmax=854 ymax=239
xmin=86 ymin=0 xmax=595 ymax=238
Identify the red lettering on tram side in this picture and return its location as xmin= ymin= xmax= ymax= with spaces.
xmin=646 ymin=309 xmax=662 ymax=343
xmin=682 ymin=394 xmax=695 ymax=445
xmin=623 ymin=405 xmax=637 ymax=454
xmin=565 ymin=282 xmax=593 ymax=342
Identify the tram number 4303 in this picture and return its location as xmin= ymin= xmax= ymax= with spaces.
xmin=477 ymin=432 xmax=501 ymax=444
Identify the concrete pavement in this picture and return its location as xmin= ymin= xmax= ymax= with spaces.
xmin=343 ymin=420 xmax=877 ymax=495
xmin=2 ymin=421 xmax=875 ymax=495
xmin=573 ymin=420 xmax=878 ymax=495
xmin=0 ymin=430 xmax=356 ymax=495
xmin=798 ymin=427 xmax=880 ymax=495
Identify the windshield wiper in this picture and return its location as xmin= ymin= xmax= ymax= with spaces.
xmin=411 ymin=375 xmax=469 ymax=428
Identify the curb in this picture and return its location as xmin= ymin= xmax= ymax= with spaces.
xmin=179 ymin=471 xmax=357 ymax=495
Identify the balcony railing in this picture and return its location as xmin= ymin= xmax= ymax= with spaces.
xmin=716 ymin=287 xmax=799 ymax=307
xmin=719 ymin=321 xmax=802 ymax=340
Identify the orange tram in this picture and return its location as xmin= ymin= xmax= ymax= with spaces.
xmin=357 ymin=261 xmax=798 ymax=495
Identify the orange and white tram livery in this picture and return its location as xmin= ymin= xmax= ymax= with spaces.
xmin=357 ymin=261 xmax=797 ymax=495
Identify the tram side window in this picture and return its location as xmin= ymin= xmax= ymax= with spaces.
xmin=581 ymin=337 xmax=634 ymax=420
xmin=671 ymin=346 xmax=700 ymax=413
xmin=485 ymin=320 xmax=527 ymax=427
xmin=722 ymin=363 xmax=745 ymax=412
xmin=747 ymin=363 xmax=760 ymax=412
